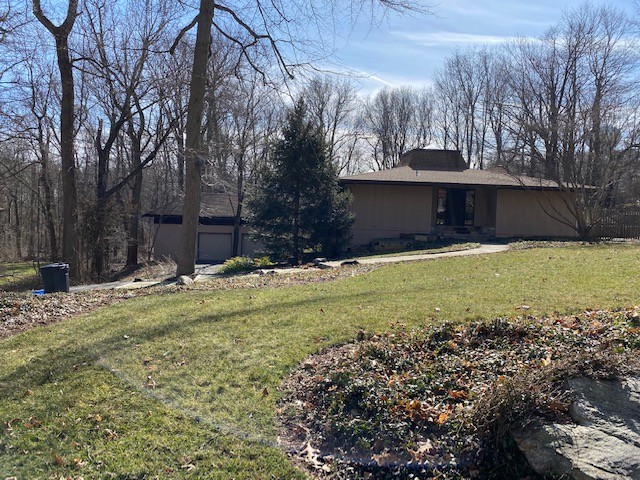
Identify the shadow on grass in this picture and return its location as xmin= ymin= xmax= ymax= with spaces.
xmin=0 ymin=274 xmax=41 ymax=293
xmin=0 ymin=287 xmax=375 ymax=400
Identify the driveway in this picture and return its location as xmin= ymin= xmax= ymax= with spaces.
xmin=324 ymin=243 xmax=509 ymax=267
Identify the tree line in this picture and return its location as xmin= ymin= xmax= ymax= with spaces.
xmin=0 ymin=1 xmax=638 ymax=276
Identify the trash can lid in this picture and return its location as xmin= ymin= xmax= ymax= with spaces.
xmin=41 ymin=263 xmax=69 ymax=269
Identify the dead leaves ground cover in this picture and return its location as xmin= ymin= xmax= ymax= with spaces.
xmin=279 ymin=308 xmax=640 ymax=479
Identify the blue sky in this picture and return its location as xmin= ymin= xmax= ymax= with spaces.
xmin=332 ymin=0 xmax=636 ymax=93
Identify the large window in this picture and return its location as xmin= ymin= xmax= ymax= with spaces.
xmin=436 ymin=188 xmax=475 ymax=226
xmin=464 ymin=190 xmax=475 ymax=226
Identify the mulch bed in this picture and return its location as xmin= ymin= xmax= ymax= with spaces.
xmin=278 ymin=308 xmax=640 ymax=479
xmin=0 ymin=265 xmax=376 ymax=339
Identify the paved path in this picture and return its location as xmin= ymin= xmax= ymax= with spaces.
xmin=69 ymin=280 xmax=163 ymax=293
xmin=67 ymin=243 xmax=509 ymax=292
xmin=323 ymin=243 xmax=509 ymax=267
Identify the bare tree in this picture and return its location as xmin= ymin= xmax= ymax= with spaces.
xmin=503 ymin=4 xmax=639 ymax=238
xmin=78 ymin=0 xmax=176 ymax=276
xmin=361 ymin=86 xmax=435 ymax=170
xmin=32 ymin=0 xmax=79 ymax=277
xmin=175 ymin=0 xmax=428 ymax=275
xmin=303 ymin=75 xmax=361 ymax=174
xmin=433 ymin=48 xmax=488 ymax=168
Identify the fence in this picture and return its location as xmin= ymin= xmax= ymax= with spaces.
xmin=592 ymin=209 xmax=640 ymax=239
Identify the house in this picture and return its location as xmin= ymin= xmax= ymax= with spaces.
xmin=146 ymin=150 xmax=578 ymax=263
xmin=340 ymin=149 xmax=577 ymax=246
xmin=143 ymin=192 xmax=262 ymax=262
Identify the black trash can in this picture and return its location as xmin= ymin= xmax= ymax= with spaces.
xmin=40 ymin=263 xmax=70 ymax=293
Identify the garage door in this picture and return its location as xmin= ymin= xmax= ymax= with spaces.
xmin=198 ymin=233 xmax=232 ymax=262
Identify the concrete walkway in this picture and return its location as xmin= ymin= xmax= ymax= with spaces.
xmin=69 ymin=280 xmax=164 ymax=293
xmin=324 ymin=243 xmax=509 ymax=267
xmin=67 ymin=243 xmax=509 ymax=292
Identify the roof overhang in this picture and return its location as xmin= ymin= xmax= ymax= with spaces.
xmin=339 ymin=178 xmax=566 ymax=191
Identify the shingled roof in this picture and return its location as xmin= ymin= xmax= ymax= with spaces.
xmin=340 ymin=149 xmax=560 ymax=189
xmin=143 ymin=192 xmax=239 ymax=221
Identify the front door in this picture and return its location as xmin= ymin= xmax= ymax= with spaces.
xmin=436 ymin=188 xmax=475 ymax=226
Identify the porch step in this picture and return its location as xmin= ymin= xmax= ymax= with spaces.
xmin=433 ymin=226 xmax=495 ymax=241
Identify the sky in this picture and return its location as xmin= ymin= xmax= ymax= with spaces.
xmin=331 ymin=0 xmax=637 ymax=93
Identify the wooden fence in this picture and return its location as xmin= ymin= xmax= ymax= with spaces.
xmin=592 ymin=209 xmax=640 ymax=239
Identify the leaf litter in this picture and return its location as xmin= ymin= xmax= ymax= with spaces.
xmin=278 ymin=307 xmax=640 ymax=479
xmin=0 ymin=265 xmax=375 ymax=339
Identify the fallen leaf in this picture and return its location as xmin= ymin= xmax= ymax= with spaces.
xmin=408 ymin=440 xmax=435 ymax=462
xmin=448 ymin=389 xmax=467 ymax=399
xmin=372 ymin=451 xmax=401 ymax=466
xmin=300 ymin=441 xmax=330 ymax=472
xmin=435 ymin=412 xmax=449 ymax=425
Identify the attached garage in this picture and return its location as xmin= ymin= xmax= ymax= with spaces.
xmin=144 ymin=192 xmax=262 ymax=263
xmin=198 ymin=232 xmax=232 ymax=261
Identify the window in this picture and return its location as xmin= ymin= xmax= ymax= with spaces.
xmin=436 ymin=188 xmax=447 ymax=225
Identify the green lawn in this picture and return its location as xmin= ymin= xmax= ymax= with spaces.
xmin=362 ymin=241 xmax=481 ymax=259
xmin=1 ymin=245 xmax=639 ymax=478
xmin=0 ymin=262 xmax=40 ymax=291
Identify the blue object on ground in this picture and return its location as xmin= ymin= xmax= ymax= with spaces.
xmin=33 ymin=289 xmax=45 ymax=296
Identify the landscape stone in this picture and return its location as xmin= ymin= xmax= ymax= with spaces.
xmin=176 ymin=275 xmax=194 ymax=286
xmin=514 ymin=376 xmax=640 ymax=480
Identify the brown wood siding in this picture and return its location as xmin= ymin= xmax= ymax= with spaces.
xmin=495 ymin=190 xmax=577 ymax=238
xmin=474 ymin=187 xmax=497 ymax=227
xmin=347 ymin=184 xmax=433 ymax=245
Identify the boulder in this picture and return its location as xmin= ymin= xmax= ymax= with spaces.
xmin=514 ymin=377 xmax=640 ymax=480
xmin=176 ymin=275 xmax=194 ymax=286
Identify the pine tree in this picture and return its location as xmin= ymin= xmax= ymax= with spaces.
xmin=248 ymin=99 xmax=353 ymax=263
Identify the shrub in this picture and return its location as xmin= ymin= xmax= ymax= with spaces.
xmin=218 ymin=256 xmax=256 ymax=275
xmin=253 ymin=256 xmax=273 ymax=268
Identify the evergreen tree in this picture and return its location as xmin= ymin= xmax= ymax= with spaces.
xmin=248 ymin=99 xmax=353 ymax=263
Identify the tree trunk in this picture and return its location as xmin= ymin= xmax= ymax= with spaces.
xmin=12 ymin=194 xmax=22 ymax=259
xmin=126 ymin=123 xmax=143 ymax=268
xmin=56 ymin=35 xmax=79 ymax=276
xmin=232 ymin=153 xmax=245 ymax=257
xmin=91 ymin=132 xmax=110 ymax=277
xmin=176 ymin=0 xmax=214 ymax=276
xmin=39 ymin=142 xmax=58 ymax=260
xmin=33 ymin=0 xmax=79 ymax=277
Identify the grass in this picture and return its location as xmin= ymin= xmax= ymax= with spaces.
xmin=1 ymin=245 xmax=640 ymax=478
xmin=0 ymin=262 xmax=40 ymax=292
xmin=344 ymin=239 xmax=481 ymax=260
xmin=364 ymin=241 xmax=480 ymax=259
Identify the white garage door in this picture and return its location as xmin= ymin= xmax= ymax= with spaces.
xmin=198 ymin=233 xmax=232 ymax=262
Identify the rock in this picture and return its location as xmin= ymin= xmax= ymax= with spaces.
xmin=340 ymin=260 xmax=359 ymax=266
xmin=176 ymin=275 xmax=194 ymax=286
xmin=514 ymin=377 xmax=640 ymax=480
xmin=312 ymin=258 xmax=332 ymax=269
xmin=258 ymin=269 xmax=276 ymax=276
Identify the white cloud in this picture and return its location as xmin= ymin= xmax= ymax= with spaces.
xmin=391 ymin=31 xmax=528 ymax=47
